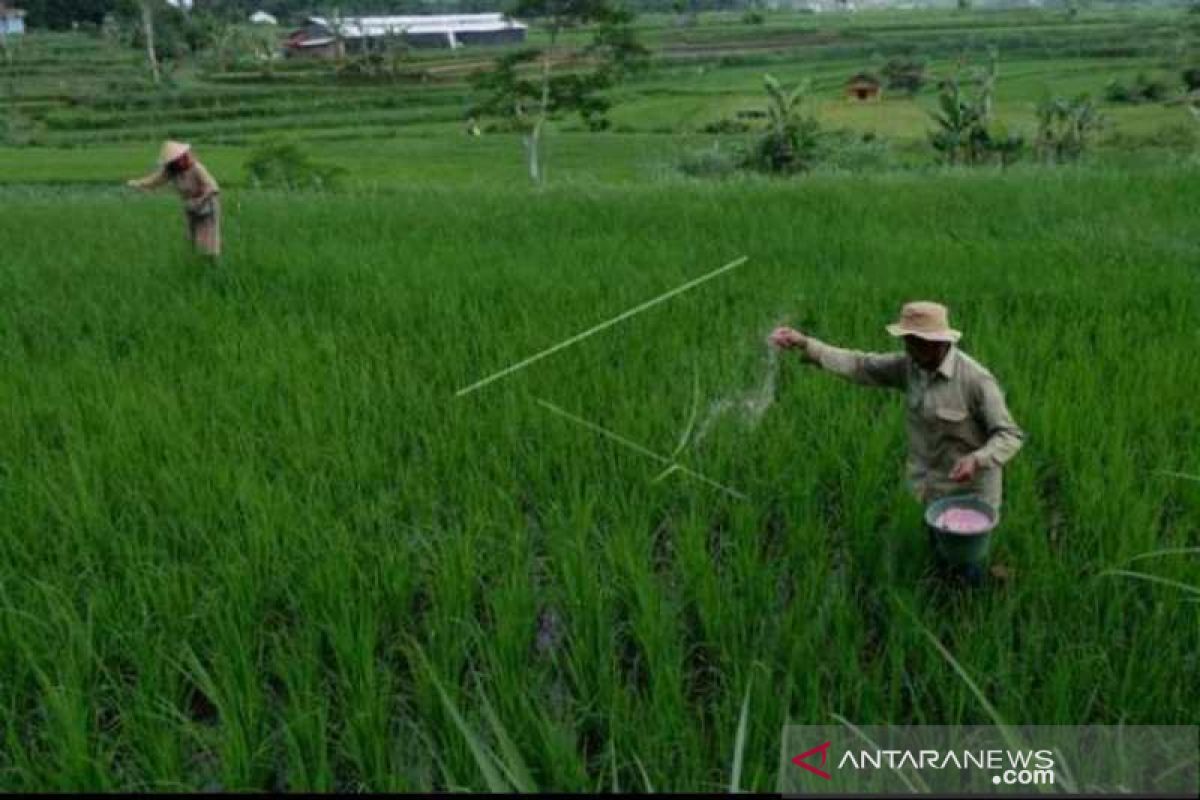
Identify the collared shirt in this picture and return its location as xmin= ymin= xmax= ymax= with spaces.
xmin=132 ymin=160 xmax=220 ymax=208
xmin=804 ymin=338 xmax=1025 ymax=509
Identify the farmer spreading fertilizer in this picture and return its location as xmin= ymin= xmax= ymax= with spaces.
xmin=769 ymin=301 xmax=1024 ymax=585
xmin=126 ymin=141 xmax=222 ymax=259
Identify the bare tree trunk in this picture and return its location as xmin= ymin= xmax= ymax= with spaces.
xmin=528 ymin=27 xmax=557 ymax=185
xmin=141 ymin=1 xmax=161 ymax=84
xmin=332 ymin=7 xmax=345 ymax=67
xmin=523 ymin=133 xmax=540 ymax=183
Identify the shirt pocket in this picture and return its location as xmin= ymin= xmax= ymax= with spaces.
xmin=933 ymin=404 xmax=969 ymax=423
xmin=931 ymin=400 xmax=977 ymax=446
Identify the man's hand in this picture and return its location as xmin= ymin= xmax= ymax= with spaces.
xmin=949 ymin=455 xmax=979 ymax=483
xmin=769 ymin=326 xmax=807 ymax=351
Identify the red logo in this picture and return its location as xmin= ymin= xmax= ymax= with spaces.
xmin=792 ymin=741 xmax=833 ymax=780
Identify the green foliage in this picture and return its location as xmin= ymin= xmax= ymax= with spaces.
xmin=210 ymin=22 xmax=281 ymax=75
xmin=742 ymin=73 xmax=821 ymax=174
xmin=470 ymin=6 xmax=647 ymax=133
xmin=741 ymin=9 xmax=764 ymax=25
xmin=1104 ymin=72 xmax=1169 ymax=104
xmin=22 ymin=0 xmax=117 ymax=29
xmin=676 ymin=143 xmax=739 ymax=177
xmin=1 ymin=108 xmax=47 ymax=146
xmin=469 ymin=0 xmax=647 ymax=180
xmin=243 ymin=141 xmax=344 ymax=189
xmin=1 ymin=173 xmax=1198 ymax=791
xmin=882 ymin=57 xmax=927 ymax=96
xmin=928 ymin=55 xmax=1024 ymax=166
xmin=1035 ymin=93 xmax=1103 ymax=163
xmin=820 ymin=128 xmax=893 ymax=172
xmin=1182 ymin=67 xmax=1200 ymax=92
xmin=700 ymin=117 xmax=750 ymax=135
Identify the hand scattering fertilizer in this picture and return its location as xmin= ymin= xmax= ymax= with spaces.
xmin=692 ymin=343 xmax=780 ymax=446
xmin=924 ymin=495 xmax=998 ymax=566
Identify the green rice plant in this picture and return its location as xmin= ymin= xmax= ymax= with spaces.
xmin=1 ymin=12 xmax=1199 ymax=792
xmin=4 ymin=168 xmax=1194 ymax=791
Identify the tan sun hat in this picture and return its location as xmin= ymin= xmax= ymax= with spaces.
xmin=158 ymin=140 xmax=191 ymax=166
xmin=885 ymin=301 xmax=962 ymax=343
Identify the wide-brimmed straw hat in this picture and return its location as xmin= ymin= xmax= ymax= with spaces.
xmin=885 ymin=301 xmax=962 ymax=343
xmin=158 ymin=140 xmax=191 ymax=166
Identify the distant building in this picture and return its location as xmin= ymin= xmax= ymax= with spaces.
xmin=0 ymin=3 xmax=25 ymax=36
xmin=250 ymin=11 xmax=278 ymax=26
xmin=286 ymin=13 xmax=527 ymax=58
xmin=845 ymin=72 xmax=882 ymax=101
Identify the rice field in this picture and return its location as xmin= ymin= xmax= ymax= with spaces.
xmin=2 ymin=3 xmax=1200 ymax=792
xmin=1 ymin=167 xmax=1198 ymax=791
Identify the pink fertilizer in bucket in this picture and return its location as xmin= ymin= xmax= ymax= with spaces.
xmin=935 ymin=507 xmax=992 ymax=534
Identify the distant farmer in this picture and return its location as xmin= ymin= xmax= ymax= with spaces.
xmin=126 ymin=140 xmax=221 ymax=259
xmin=770 ymin=302 xmax=1024 ymax=575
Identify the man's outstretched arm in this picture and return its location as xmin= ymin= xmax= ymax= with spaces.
xmin=769 ymin=327 xmax=908 ymax=390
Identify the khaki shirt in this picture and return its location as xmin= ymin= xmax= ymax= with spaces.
xmin=132 ymin=160 xmax=220 ymax=212
xmin=805 ymin=338 xmax=1024 ymax=510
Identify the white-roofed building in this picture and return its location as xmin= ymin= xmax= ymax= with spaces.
xmin=0 ymin=3 xmax=26 ymax=36
xmin=250 ymin=10 xmax=278 ymax=25
xmin=286 ymin=13 xmax=527 ymax=57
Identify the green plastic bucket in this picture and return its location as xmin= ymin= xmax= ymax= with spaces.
xmin=924 ymin=494 xmax=998 ymax=567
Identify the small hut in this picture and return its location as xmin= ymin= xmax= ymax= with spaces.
xmin=845 ymin=72 xmax=882 ymax=102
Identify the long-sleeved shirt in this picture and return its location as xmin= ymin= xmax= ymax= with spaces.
xmin=805 ymin=338 xmax=1024 ymax=510
xmin=131 ymin=160 xmax=220 ymax=213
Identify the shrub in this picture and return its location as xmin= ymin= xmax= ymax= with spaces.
xmin=700 ymin=118 xmax=751 ymax=135
xmin=928 ymin=58 xmax=1025 ymax=168
xmin=882 ymin=58 xmax=927 ymax=96
xmin=741 ymin=74 xmax=822 ymax=174
xmin=1183 ymin=68 xmax=1200 ymax=93
xmin=1105 ymin=73 xmax=1169 ymax=104
xmin=1035 ymin=94 xmax=1103 ymax=163
xmin=2 ymin=110 xmax=47 ymax=147
xmin=742 ymin=9 xmax=765 ymax=25
xmin=819 ymin=129 xmax=893 ymax=172
xmin=244 ymin=142 xmax=345 ymax=190
xmin=677 ymin=145 xmax=741 ymax=178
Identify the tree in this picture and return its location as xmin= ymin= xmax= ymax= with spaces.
xmin=470 ymin=0 xmax=647 ymax=183
xmin=882 ymin=57 xmax=926 ymax=96
xmin=23 ymin=0 xmax=117 ymax=29
xmin=742 ymin=73 xmax=822 ymax=174
xmin=114 ymin=0 xmax=198 ymax=78
xmin=1034 ymin=94 xmax=1102 ymax=164
xmin=1182 ymin=67 xmax=1200 ymax=92
xmin=928 ymin=51 xmax=1023 ymax=166
xmin=140 ymin=0 xmax=161 ymax=84
xmin=210 ymin=20 xmax=279 ymax=74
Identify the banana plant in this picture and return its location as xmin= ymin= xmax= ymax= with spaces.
xmin=1035 ymin=94 xmax=1103 ymax=163
xmin=927 ymin=49 xmax=1020 ymax=166
xmin=746 ymin=73 xmax=822 ymax=174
